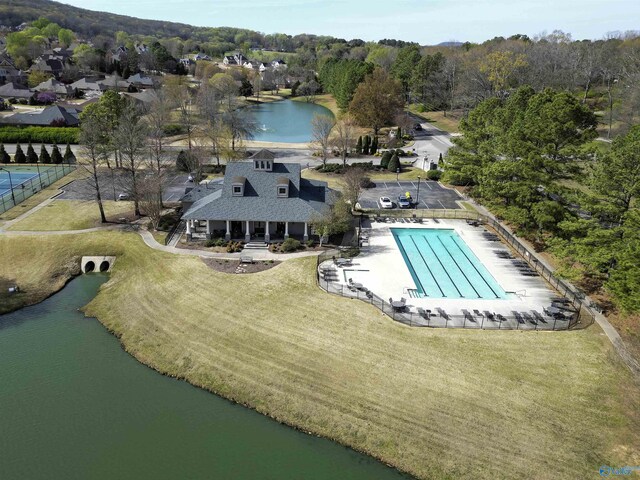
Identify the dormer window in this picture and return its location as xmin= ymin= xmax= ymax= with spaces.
xmin=254 ymin=159 xmax=273 ymax=171
xmin=277 ymin=177 xmax=289 ymax=197
xmin=232 ymin=176 xmax=246 ymax=196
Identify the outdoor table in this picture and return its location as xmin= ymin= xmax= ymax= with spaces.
xmin=352 ymin=282 xmax=364 ymax=290
xmin=391 ymin=301 xmax=406 ymax=311
xmin=336 ymin=258 xmax=351 ymax=266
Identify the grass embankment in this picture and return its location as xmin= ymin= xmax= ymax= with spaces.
xmin=6 ymin=200 xmax=133 ymax=231
xmin=1 ymin=231 xmax=638 ymax=479
xmin=407 ymin=106 xmax=462 ymax=134
xmin=291 ymin=93 xmax=340 ymax=118
xmin=302 ymin=166 xmax=425 ymax=190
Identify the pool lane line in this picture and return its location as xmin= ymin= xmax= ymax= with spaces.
xmin=394 ymin=233 xmax=430 ymax=296
xmin=419 ymin=235 xmax=462 ymax=297
xmin=450 ymin=235 xmax=501 ymax=299
xmin=436 ymin=236 xmax=481 ymax=298
xmin=406 ymin=235 xmax=443 ymax=297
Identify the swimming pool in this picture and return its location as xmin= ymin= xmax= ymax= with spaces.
xmin=392 ymin=228 xmax=507 ymax=299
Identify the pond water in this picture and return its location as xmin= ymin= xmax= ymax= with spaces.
xmin=0 ymin=275 xmax=409 ymax=480
xmin=250 ymin=99 xmax=333 ymax=143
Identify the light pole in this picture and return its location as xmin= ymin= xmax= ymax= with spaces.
xmin=416 ymin=176 xmax=420 ymax=209
xmin=396 ymin=167 xmax=400 ymax=182
xmin=0 ymin=167 xmax=16 ymax=207
xmin=422 ymin=154 xmax=427 ymax=171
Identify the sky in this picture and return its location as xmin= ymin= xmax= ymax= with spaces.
xmin=58 ymin=0 xmax=639 ymax=44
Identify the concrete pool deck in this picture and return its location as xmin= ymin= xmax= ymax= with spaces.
xmin=325 ymin=219 xmax=561 ymax=326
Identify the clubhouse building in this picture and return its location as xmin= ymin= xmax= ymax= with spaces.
xmin=181 ymin=150 xmax=334 ymax=242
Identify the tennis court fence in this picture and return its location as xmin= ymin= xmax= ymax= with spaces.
xmin=0 ymin=164 xmax=76 ymax=214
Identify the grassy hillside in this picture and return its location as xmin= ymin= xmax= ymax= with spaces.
xmin=1 ymin=230 xmax=638 ymax=479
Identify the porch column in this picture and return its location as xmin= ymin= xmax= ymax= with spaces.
xmin=225 ymin=220 xmax=231 ymax=240
xmin=303 ymin=222 xmax=309 ymax=242
xmin=206 ymin=220 xmax=212 ymax=240
xmin=186 ymin=219 xmax=192 ymax=241
xmin=284 ymin=221 xmax=289 ymax=239
xmin=245 ymin=220 xmax=251 ymax=242
xmin=265 ymin=220 xmax=270 ymax=242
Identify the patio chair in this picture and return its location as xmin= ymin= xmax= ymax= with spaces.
xmin=483 ymin=310 xmax=495 ymax=320
xmin=437 ymin=307 xmax=448 ymax=319
xmin=511 ymin=311 xmax=524 ymax=323
xmin=461 ymin=309 xmax=474 ymax=321
xmin=496 ymin=314 xmax=506 ymax=322
xmin=531 ymin=311 xmax=547 ymax=323
xmin=473 ymin=309 xmax=483 ymax=317
xmin=417 ymin=307 xmax=431 ymax=319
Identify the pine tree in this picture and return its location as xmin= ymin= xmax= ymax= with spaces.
xmin=63 ymin=143 xmax=76 ymax=164
xmin=14 ymin=144 xmax=26 ymax=164
xmin=26 ymin=142 xmax=38 ymax=163
xmin=388 ymin=153 xmax=400 ymax=172
xmin=355 ymin=136 xmax=362 ymax=154
xmin=0 ymin=144 xmax=10 ymax=164
xmin=362 ymin=135 xmax=370 ymax=155
xmin=371 ymin=136 xmax=378 ymax=155
xmin=396 ymin=126 xmax=402 ymax=138
xmin=380 ymin=151 xmax=392 ymax=169
xmin=40 ymin=144 xmax=51 ymax=164
xmin=438 ymin=152 xmax=443 ymax=164
xmin=51 ymin=144 xmax=63 ymax=164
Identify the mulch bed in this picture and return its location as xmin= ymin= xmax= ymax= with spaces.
xmin=201 ymin=258 xmax=281 ymax=274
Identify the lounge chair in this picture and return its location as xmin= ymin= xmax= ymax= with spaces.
xmin=437 ymin=307 xmax=448 ymax=319
xmin=461 ymin=309 xmax=474 ymax=321
xmin=473 ymin=309 xmax=483 ymax=317
xmin=496 ymin=313 xmax=506 ymax=322
xmin=483 ymin=310 xmax=495 ymax=320
xmin=511 ymin=311 xmax=524 ymax=323
xmin=531 ymin=311 xmax=547 ymax=323
xmin=417 ymin=307 xmax=431 ymax=319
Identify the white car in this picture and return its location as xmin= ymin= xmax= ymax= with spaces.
xmin=117 ymin=193 xmax=130 ymax=201
xmin=379 ymin=196 xmax=393 ymax=209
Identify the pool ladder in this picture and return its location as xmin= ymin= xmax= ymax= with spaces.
xmin=404 ymin=288 xmax=426 ymax=299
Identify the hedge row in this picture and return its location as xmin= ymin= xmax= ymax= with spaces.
xmin=0 ymin=127 xmax=80 ymax=144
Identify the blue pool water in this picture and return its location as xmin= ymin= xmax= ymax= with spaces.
xmin=392 ymin=228 xmax=507 ymax=299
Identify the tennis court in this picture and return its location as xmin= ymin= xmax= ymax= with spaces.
xmin=0 ymin=166 xmax=43 ymax=196
xmin=0 ymin=164 xmax=75 ymax=214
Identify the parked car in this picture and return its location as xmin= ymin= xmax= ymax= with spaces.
xmin=117 ymin=193 xmax=130 ymax=201
xmin=379 ymin=196 xmax=393 ymax=209
xmin=397 ymin=196 xmax=412 ymax=208
xmin=188 ymin=173 xmax=196 ymax=182
xmin=413 ymin=123 xmax=423 ymax=131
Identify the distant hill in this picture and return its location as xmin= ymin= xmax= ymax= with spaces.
xmin=436 ymin=41 xmax=464 ymax=47
xmin=0 ymin=0 xmax=197 ymax=39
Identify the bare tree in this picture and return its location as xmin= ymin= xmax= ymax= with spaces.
xmin=223 ymin=99 xmax=257 ymax=152
xmin=341 ymin=167 xmax=368 ymax=208
xmin=331 ymin=116 xmax=356 ymax=167
xmin=79 ymin=111 xmax=109 ymax=223
xmin=115 ymin=103 xmax=148 ymax=217
xmin=138 ymin=171 xmax=165 ymax=230
xmin=165 ymin=75 xmax=195 ymax=150
xmin=310 ymin=113 xmax=335 ymax=168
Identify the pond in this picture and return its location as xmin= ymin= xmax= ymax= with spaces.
xmin=250 ymin=99 xmax=333 ymax=143
xmin=0 ymin=274 xmax=410 ymax=480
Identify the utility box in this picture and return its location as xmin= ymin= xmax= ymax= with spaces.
xmin=429 ymin=162 xmax=438 ymax=170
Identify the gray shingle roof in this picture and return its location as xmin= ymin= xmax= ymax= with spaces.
xmin=0 ymin=105 xmax=79 ymax=126
xmin=182 ymin=161 xmax=333 ymax=222
xmin=0 ymin=82 xmax=32 ymax=99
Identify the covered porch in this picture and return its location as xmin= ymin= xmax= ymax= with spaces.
xmin=185 ymin=219 xmax=310 ymax=242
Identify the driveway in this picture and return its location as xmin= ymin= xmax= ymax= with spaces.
xmin=358 ymin=180 xmax=462 ymax=210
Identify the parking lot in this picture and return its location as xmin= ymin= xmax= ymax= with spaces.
xmin=58 ymin=170 xmax=193 ymax=203
xmin=358 ymin=180 xmax=462 ymax=210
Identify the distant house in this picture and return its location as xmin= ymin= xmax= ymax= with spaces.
xmin=99 ymin=75 xmax=131 ymax=91
xmin=134 ymin=43 xmax=148 ymax=55
xmin=194 ymin=52 xmax=211 ymax=61
xmin=127 ymin=73 xmax=156 ymax=89
xmin=222 ymin=53 xmax=248 ymax=67
xmin=181 ymin=149 xmax=334 ymax=242
xmin=108 ymin=46 xmax=128 ymax=64
xmin=0 ymin=55 xmax=24 ymax=84
xmin=0 ymin=104 xmax=80 ymax=127
xmin=33 ymin=78 xmax=73 ymax=99
xmin=30 ymin=57 xmax=65 ymax=79
xmin=271 ymin=59 xmax=287 ymax=69
xmin=123 ymin=89 xmax=158 ymax=107
xmin=0 ymin=82 xmax=33 ymax=100
xmin=70 ymin=77 xmax=106 ymax=93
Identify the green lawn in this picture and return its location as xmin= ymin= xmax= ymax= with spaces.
xmin=7 ymin=200 xmax=134 ymax=231
xmin=0 ymin=231 xmax=638 ymax=479
xmin=407 ymin=106 xmax=462 ymax=134
xmin=302 ymin=166 xmax=425 ymax=190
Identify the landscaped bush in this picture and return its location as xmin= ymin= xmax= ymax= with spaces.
xmin=281 ymin=237 xmax=301 ymax=252
xmin=162 ymin=123 xmax=187 ymax=136
xmin=226 ymin=241 xmax=243 ymax=253
xmin=380 ymin=151 xmax=392 ymax=169
xmin=0 ymin=144 xmax=10 ymax=163
xmin=0 ymin=126 xmax=80 ymax=144
xmin=388 ymin=153 xmax=400 ymax=172
xmin=426 ymin=169 xmax=442 ymax=180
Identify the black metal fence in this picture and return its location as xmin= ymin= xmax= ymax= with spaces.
xmin=165 ymin=220 xmax=185 ymax=246
xmin=317 ymin=211 xmax=595 ymax=330
xmin=0 ymin=164 xmax=75 ymax=214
